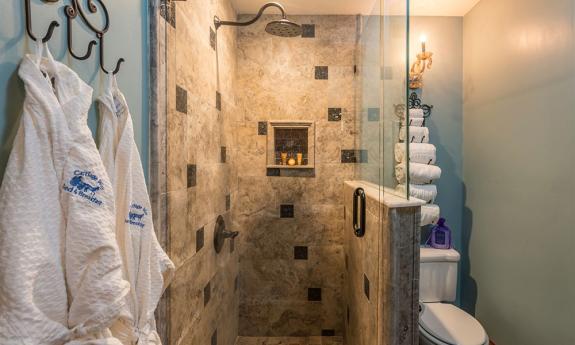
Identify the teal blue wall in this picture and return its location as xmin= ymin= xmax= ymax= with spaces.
xmin=0 ymin=0 xmax=148 ymax=181
xmin=410 ymin=16 xmax=464 ymax=305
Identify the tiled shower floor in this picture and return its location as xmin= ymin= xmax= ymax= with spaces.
xmin=235 ymin=337 xmax=344 ymax=345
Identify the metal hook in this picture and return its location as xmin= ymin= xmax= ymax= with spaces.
xmin=24 ymin=0 xmax=61 ymax=43
xmin=97 ymin=33 xmax=124 ymax=75
xmin=64 ymin=4 xmax=97 ymax=60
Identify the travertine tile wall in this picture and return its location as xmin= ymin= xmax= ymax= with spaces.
xmin=160 ymin=1 xmax=240 ymax=344
xmin=232 ymin=15 xmax=359 ymax=337
xmin=343 ymin=183 xmax=420 ymax=345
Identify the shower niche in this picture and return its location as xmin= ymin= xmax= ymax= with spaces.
xmin=266 ymin=121 xmax=315 ymax=169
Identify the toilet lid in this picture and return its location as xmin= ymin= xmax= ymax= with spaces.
xmin=419 ymin=303 xmax=488 ymax=345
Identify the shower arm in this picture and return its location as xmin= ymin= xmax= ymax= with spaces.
xmin=214 ymin=2 xmax=287 ymax=30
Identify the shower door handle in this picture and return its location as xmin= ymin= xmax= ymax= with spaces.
xmin=353 ymin=187 xmax=366 ymax=237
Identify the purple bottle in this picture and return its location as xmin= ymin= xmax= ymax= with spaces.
xmin=427 ymin=218 xmax=452 ymax=249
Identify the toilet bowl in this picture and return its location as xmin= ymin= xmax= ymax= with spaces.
xmin=419 ymin=302 xmax=488 ymax=345
xmin=419 ymin=248 xmax=489 ymax=345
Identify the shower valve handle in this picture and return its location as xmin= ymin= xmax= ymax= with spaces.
xmin=223 ymin=230 xmax=239 ymax=239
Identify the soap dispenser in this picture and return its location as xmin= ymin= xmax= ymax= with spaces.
xmin=427 ymin=218 xmax=452 ymax=249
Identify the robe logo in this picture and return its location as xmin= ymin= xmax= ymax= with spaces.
xmin=126 ymin=203 xmax=148 ymax=229
xmin=62 ymin=170 xmax=104 ymax=206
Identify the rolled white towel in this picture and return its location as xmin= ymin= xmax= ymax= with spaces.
xmin=401 ymin=117 xmax=425 ymax=127
xmin=396 ymin=184 xmax=437 ymax=203
xmin=421 ymin=204 xmax=440 ymax=226
xmin=395 ymin=163 xmax=442 ymax=185
xmin=399 ymin=126 xmax=429 ymax=143
xmin=409 ymin=108 xmax=424 ymax=118
xmin=394 ymin=143 xmax=436 ymax=164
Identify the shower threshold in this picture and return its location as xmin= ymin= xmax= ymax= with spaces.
xmin=235 ymin=336 xmax=345 ymax=345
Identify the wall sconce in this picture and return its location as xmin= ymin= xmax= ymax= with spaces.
xmin=409 ymin=35 xmax=433 ymax=89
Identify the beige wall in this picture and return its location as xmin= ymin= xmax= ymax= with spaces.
xmin=233 ymin=15 xmax=357 ymax=337
xmin=163 ymin=0 xmax=240 ymax=344
xmin=462 ymin=0 xmax=575 ymax=344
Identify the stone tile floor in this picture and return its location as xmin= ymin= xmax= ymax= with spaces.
xmin=235 ymin=337 xmax=344 ymax=345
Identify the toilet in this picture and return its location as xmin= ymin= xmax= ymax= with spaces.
xmin=419 ymin=247 xmax=489 ymax=345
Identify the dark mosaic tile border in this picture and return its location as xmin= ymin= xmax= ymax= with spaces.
xmin=341 ymin=150 xmax=368 ymax=163
xmin=196 ymin=227 xmax=204 ymax=252
xmin=160 ymin=0 xmax=175 ymax=28
xmin=280 ymin=204 xmax=294 ymax=218
xmin=294 ymin=246 xmax=308 ymax=260
xmin=328 ymin=108 xmax=342 ymax=121
xmin=301 ymin=24 xmax=315 ymax=38
xmin=187 ymin=164 xmax=197 ymax=187
xmin=308 ymin=288 xmax=322 ymax=301
xmin=176 ymin=85 xmax=187 ymax=114
xmin=315 ymin=66 xmax=328 ymax=80
xmin=258 ymin=121 xmax=268 ymax=135
xmin=266 ymin=168 xmax=316 ymax=178
xmin=204 ymin=281 xmax=211 ymax=306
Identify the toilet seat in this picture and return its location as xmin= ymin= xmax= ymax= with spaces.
xmin=419 ymin=303 xmax=489 ymax=345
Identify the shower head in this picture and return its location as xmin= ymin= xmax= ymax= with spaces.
xmin=214 ymin=2 xmax=301 ymax=38
xmin=265 ymin=19 xmax=303 ymax=37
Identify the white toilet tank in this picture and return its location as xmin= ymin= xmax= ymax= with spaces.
xmin=419 ymin=248 xmax=460 ymax=303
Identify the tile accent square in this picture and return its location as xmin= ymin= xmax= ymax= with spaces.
xmin=301 ymin=24 xmax=315 ymax=38
xmin=160 ymin=0 xmax=176 ymax=28
xmin=211 ymin=329 xmax=217 ymax=345
xmin=187 ymin=164 xmax=196 ymax=187
xmin=359 ymin=149 xmax=368 ymax=163
xmin=341 ymin=150 xmax=356 ymax=163
xmin=341 ymin=150 xmax=368 ymax=163
xmin=258 ymin=121 xmax=268 ymax=135
xmin=267 ymin=168 xmax=280 ymax=176
xmin=328 ymin=108 xmax=342 ymax=121
xmin=221 ymin=146 xmax=227 ymax=163
xmin=210 ymin=27 xmax=216 ymax=50
xmin=280 ymin=204 xmax=294 ymax=218
xmin=315 ymin=66 xmax=328 ymax=80
xmin=226 ymin=194 xmax=231 ymax=211
xmin=368 ymin=108 xmax=381 ymax=122
xmin=347 ymin=305 xmax=350 ymax=324
xmin=364 ymin=274 xmax=370 ymax=300
xmin=294 ymin=246 xmax=308 ymax=260
xmin=196 ymin=227 xmax=204 ymax=252
xmin=322 ymin=329 xmax=336 ymax=336
xmin=176 ymin=85 xmax=187 ymax=114
xmin=308 ymin=288 xmax=322 ymax=301
xmin=216 ymin=91 xmax=222 ymax=111
xmin=204 ymin=281 xmax=211 ymax=306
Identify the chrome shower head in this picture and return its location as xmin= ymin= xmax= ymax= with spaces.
xmin=265 ymin=19 xmax=302 ymax=37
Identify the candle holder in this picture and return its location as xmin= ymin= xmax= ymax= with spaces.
xmin=409 ymin=36 xmax=433 ymax=89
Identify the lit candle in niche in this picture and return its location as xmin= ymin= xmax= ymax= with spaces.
xmin=420 ymin=34 xmax=427 ymax=53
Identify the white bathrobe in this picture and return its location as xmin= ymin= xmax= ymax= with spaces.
xmin=0 ymin=43 xmax=129 ymax=345
xmin=99 ymin=76 xmax=174 ymax=345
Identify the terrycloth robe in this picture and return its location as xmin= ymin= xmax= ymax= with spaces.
xmin=99 ymin=75 xmax=174 ymax=345
xmin=0 ymin=43 xmax=129 ymax=345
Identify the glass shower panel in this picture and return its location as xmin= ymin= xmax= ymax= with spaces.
xmin=355 ymin=3 xmax=383 ymax=190
xmin=382 ymin=0 xmax=409 ymax=198
xmin=356 ymin=0 xmax=409 ymax=198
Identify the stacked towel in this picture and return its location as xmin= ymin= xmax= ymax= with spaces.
xmin=421 ymin=204 xmax=441 ymax=226
xmin=395 ymin=163 xmax=442 ymax=185
xmin=401 ymin=117 xmax=425 ymax=127
xmin=396 ymin=184 xmax=437 ymax=203
xmin=399 ymin=126 xmax=429 ymax=143
xmin=409 ymin=108 xmax=424 ymax=118
xmin=395 ymin=143 xmax=436 ymax=164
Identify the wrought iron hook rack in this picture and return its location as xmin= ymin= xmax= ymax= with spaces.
xmin=24 ymin=0 xmax=125 ymax=75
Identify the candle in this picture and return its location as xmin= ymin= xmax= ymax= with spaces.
xmin=420 ymin=34 xmax=427 ymax=53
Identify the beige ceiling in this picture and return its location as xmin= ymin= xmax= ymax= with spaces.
xmin=230 ymin=0 xmax=482 ymax=16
